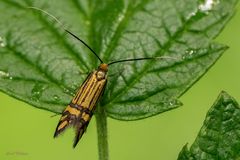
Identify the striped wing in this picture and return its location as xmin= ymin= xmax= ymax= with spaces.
xmin=54 ymin=71 xmax=107 ymax=147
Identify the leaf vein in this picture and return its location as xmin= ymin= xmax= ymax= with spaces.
xmin=104 ymin=8 xmax=213 ymax=107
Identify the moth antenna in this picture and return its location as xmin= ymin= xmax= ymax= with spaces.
xmin=27 ymin=6 xmax=103 ymax=63
xmin=27 ymin=7 xmax=64 ymax=28
xmin=108 ymin=56 xmax=178 ymax=66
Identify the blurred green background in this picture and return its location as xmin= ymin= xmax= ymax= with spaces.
xmin=0 ymin=3 xmax=239 ymax=160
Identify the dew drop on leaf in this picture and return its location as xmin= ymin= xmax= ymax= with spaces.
xmin=187 ymin=50 xmax=195 ymax=55
xmin=117 ymin=13 xmax=124 ymax=22
xmin=53 ymin=95 xmax=60 ymax=102
xmin=63 ymin=88 xmax=69 ymax=93
xmin=186 ymin=8 xmax=198 ymax=20
xmin=0 ymin=70 xmax=9 ymax=78
xmin=0 ymin=36 xmax=6 ymax=47
xmin=166 ymin=99 xmax=182 ymax=107
xmin=31 ymin=84 xmax=46 ymax=101
xmin=182 ymin=49 xmax=197 ymax=60
xmin=199 ymin=0 xmax=219 ymax=13
xmin=63 ymin=87 xmax=75 ymax=96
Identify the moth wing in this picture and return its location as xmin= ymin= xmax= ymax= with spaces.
xmin=73 ymin=120 xmax=89 ymax=148
xmin=73 ymin=80 xmax=108 ymax=147
xmin=53 ymin=105 xmax=81 ymax=137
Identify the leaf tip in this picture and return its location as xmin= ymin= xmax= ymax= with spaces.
xmin=219 ymin=90 xmax=234 ymax=102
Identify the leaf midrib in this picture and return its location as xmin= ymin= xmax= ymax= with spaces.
xmin=101 ymin=1 xmax=151 ymax=62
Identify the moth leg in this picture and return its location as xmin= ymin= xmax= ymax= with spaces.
xmin=50 ymin=112 xmax=61 ymax=118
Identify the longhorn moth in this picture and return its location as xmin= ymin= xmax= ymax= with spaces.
xmin=28 ymin=7 xmax=176 ymax=147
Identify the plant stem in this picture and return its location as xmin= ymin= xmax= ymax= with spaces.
xmin=95 ymin=105 xmax=109 ymax=160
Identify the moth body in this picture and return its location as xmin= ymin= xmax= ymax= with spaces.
xmin=54 ymin=64 xmax=108 ymax=147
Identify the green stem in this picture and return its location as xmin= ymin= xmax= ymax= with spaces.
xmin=95 ymin=105 xmax=109 ymax=160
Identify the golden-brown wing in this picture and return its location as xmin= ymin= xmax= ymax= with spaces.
xmin=54 ymin=71 xmax=107 ymax=147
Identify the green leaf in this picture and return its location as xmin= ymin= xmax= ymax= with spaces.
xmin=0 ymin=0 xmax=238 ymax=120
xmin=178 ymin=91 xmax=240 ymax=160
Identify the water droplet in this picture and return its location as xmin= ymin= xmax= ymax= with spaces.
xmin=188 ymin=50 xmax=194 ymax=55
xmin=70 ymin=82 xmax=79 ymax=89
xmin=167 ymin=99 xmax=182 ymax=107
xmin=117 ymin=13 xmax=124 ymax=22
xmin=186 ymin=8 xmax=198 ymax=20
xmin=63 ymin=88 xmax=74 ymax=96
xmin=199 ymin=0 xmax=219 ymax=13
xmin=186 ymin=49 xmax=196 ymax=56
xmin=182 ymin=49 xmax=197 ymax=60
xmin=0 ymin=36 xmax=6 ymax=47
xmin=53 ymin=95 xmax=60 ymax=102
xmin=63 ymin=88 xmax=69 ymax=93
xmin=31 ymin=84 xmax=46 ymax=101
xmin=0 ymin=70 xmax=9 ymax=78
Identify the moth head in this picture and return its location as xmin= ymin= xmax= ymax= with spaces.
xmin=97 ymin=63 xmax=108 ymax=80
xmin=99 ymin=63 xmax=108 ymax=72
